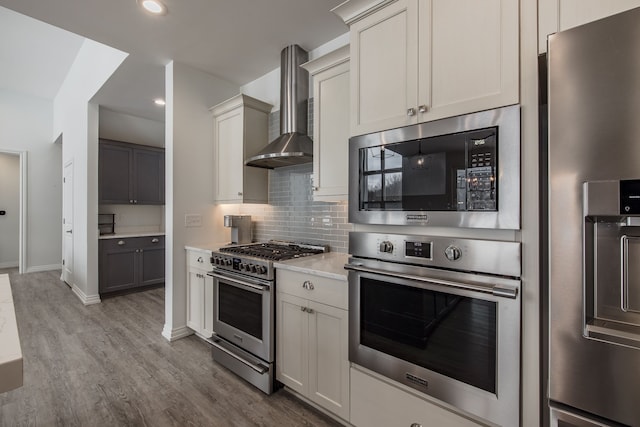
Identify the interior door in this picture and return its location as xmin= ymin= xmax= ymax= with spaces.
xmin=62 ymin=161 xmax=73 ymax=286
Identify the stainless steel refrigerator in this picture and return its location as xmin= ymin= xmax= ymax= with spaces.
xmin=548 ymin=7 xmax=640 ymax=427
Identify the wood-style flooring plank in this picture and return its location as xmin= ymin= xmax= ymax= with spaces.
xmin=0 ymin=270 xmax=341 ymax=427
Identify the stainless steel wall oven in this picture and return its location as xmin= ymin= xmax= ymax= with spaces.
xmin=346 ymin=232 xmax=521 ymax=426
xmin=349 ymin=105 xmax=520 ymax=229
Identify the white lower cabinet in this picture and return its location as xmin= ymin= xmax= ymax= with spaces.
xmin=351 ymin=366 xmax=487 ymax=427
xmin=186 ymin=249 xmax=214 ymax=338
xmin=276 ymin=269 xmax=349 ymax=422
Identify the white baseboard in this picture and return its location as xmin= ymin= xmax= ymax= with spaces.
xmin=162 ymin=324 xmax=193 ymax=341
xmin=25 ymin=264 xmax=62 ymax=273
xmin=0 ymin=261 xmax=18 ymax=269
xmin=71 ymin=284 xmax=101 ymax=305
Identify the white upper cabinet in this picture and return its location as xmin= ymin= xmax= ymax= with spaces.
xmin=539 ymin=0 xmax=640 ymax=53
xmin=210 ymin=94 xmax=272 ymax=204
xmin=302 ymin=46 xmax=350 ymax=201
xmin=342 ymin=0 xmax=519 ymax=136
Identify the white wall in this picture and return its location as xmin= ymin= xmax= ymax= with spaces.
xmin=162 ymin=61 xmax=238 ymax=340
xmin=0 ymin=153 xmax=20 ymax=268
xmin=98 ymin=107 xmax=165 ymax=147
xmin=55 ymin=39 xmax=128 ymax=304
xmin=0 ymin=89 xmax=62 ymax=272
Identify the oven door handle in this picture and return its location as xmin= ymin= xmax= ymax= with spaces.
xmin=344 ymin=263 xmax=518 ymax=299
xmin=207 ymin=271 xmax=269 ymax=292
xmin=204 ymin=337 xmax=269 ymax=374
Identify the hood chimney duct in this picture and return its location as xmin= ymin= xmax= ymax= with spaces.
xmin=245 ymin=45 xmax=313 ymax=169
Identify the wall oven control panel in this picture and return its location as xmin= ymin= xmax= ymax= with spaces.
xmin=353 ymin=232 xmax=521 ymax=278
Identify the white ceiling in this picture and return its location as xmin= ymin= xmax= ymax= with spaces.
xmin=0 ymin=0 xmax=347 ymax=122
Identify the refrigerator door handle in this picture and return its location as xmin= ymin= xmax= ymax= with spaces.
xmin=621 ymin=235 xmax=630 ymax=312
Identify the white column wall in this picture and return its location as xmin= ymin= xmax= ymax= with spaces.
xmin=162 ymin=61 xmax=238 ymax=340
xmin=54 ymin=39 xmax=127 ymax=304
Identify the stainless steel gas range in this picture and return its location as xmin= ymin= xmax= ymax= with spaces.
xmin=206 ymin=241 xmax=328 ymax=394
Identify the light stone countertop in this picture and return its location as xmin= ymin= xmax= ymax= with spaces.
xmin=0 ymin=274 xmax=23 ymax=393
xmin=274 ymin=252 xmax=350 ymax=281
xmin=99 ymin=231 xmax=165 ymax=240
xmin=185 ymin=242 xmax=231 ymax=254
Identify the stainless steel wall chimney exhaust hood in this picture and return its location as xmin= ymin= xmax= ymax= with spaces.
xmin=245 ymin=45 xmax=313 ymax=169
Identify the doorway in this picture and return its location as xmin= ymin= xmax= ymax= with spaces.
xmin=62 ymin=160 xmax=73 ymax=286
xmin=0 ymin=149 xmax=26 ymax=274
xmin=0 ymin=153 xmax=19 ymax=269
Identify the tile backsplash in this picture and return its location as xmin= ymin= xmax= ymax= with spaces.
xmin=238 ymin=102 xmax=351 ymax=253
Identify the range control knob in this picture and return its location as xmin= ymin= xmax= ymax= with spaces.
xmin=258 ymin=266 xmax=267 ymax=275
xmin=444 ymin=245 xmax=462 ymax=261
xmin=379 ymin=241 xmax=394 ymax=253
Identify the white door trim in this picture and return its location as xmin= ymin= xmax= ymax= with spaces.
xmin=0 ymin=149 xmax=27 ymax=274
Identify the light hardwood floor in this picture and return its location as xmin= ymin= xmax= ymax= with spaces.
xmin=0 ymin=269 xmax=341 ymax=427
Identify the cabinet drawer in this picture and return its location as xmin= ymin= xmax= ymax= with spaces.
xmin=276 ymin=269 xmax=347 ymax=310
xmin=187 ymin=250 xmax=212 ymax=270
xmin=351 ymin=366 xmax=484 ymax=427
xmin=137 ymin=235 xmax=165 ymax=249
xmin=101 ymin=236 xmax=164 ymax=252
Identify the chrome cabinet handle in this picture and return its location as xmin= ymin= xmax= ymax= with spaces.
xmin=129 ymin=199 xmax=134 ymax=203
xmin=152 ymin=238 xmax=160 ymax=243
xmin=197 ymin=256 xmax=203 ymax=263
xmin=306 ymin=308 xmax=314 ymax=314
xmin=302 ymin=280 xmax=314 ymax=290
xmin=418 ymin=104 xmax=428 ymax=113
xmin=301 ymin=306 xmax=307 ymax=312
xmin=237 ymin=192 xmax=242 ymax=196
xmin=118 ymin=240 xmax=125 ymax=246
xmin=407 ymin=107 xmax=416 ymax=117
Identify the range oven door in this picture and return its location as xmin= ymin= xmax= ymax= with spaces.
xmin=346 ymin=260 xmax=520 ymax=427
xmin=209 ymin=269 xmax=274 ymax=362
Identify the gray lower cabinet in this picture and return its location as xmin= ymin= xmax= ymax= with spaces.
xmin=99 ymin=139 xmax=165 ymax=205
xmin=99 ymin=236 xmax=165 ymax=295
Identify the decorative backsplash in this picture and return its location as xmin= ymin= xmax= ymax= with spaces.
xmin=238 ymin=101 xmax=351 ymax=253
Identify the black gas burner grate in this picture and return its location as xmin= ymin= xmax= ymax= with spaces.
xmin=219 ymin=242 xmax=326 ymax=261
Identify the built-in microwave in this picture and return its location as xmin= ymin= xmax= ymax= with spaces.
xmin=349 ymin=105 xmax=520 ymax=229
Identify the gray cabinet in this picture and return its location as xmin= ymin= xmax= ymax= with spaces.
xmin=99 ymin=235 xmax=165 ymax=295
xmin=99 ymin=139 xmax=165 ymax=205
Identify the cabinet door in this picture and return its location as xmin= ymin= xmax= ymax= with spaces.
xmin=187 ymin=269 xmax=204 ymax=334
xmin=307 ymin=301 xmax=350 ymax=421
xmin=139 ymin=246 xmax=165 ymax=286
xmin=99 ymin=143 xmax=132 ymax=204
xmin=133 ymin=148 xmax=165 ymax=204
xmin=202 ymin=274 xmax=214 ymax=338
xmin=276 ymin=292 xmax=308 ymax=394
xmin=422 ymin=0 xmax=519 ymax=122
xmin=313 ymin=61 xmax=350 ymax=201
xmin=99 ymin=241 xmax=138 ymax=293
xmin=213 ymin=108 xmax=244 ymax=203
xmin=350 ymin=0 xmax=419 ymax=136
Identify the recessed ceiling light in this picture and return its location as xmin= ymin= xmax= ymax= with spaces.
xmin=138 ymin=0 xmax=167 ymax=15
xmin=154 ymin=98 xmax=166 ymax=106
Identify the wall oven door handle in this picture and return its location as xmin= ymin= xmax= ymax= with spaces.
xmin=207 ymin=271 xmax=269 ymax=292
xmin=344 ymin=263 xmax=518 ymax=299
xmin=204 ymin=337 xmax=268 ymax=374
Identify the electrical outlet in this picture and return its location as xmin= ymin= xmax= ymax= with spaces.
xmin=185 ymin=214 xmax=202 ymax=227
